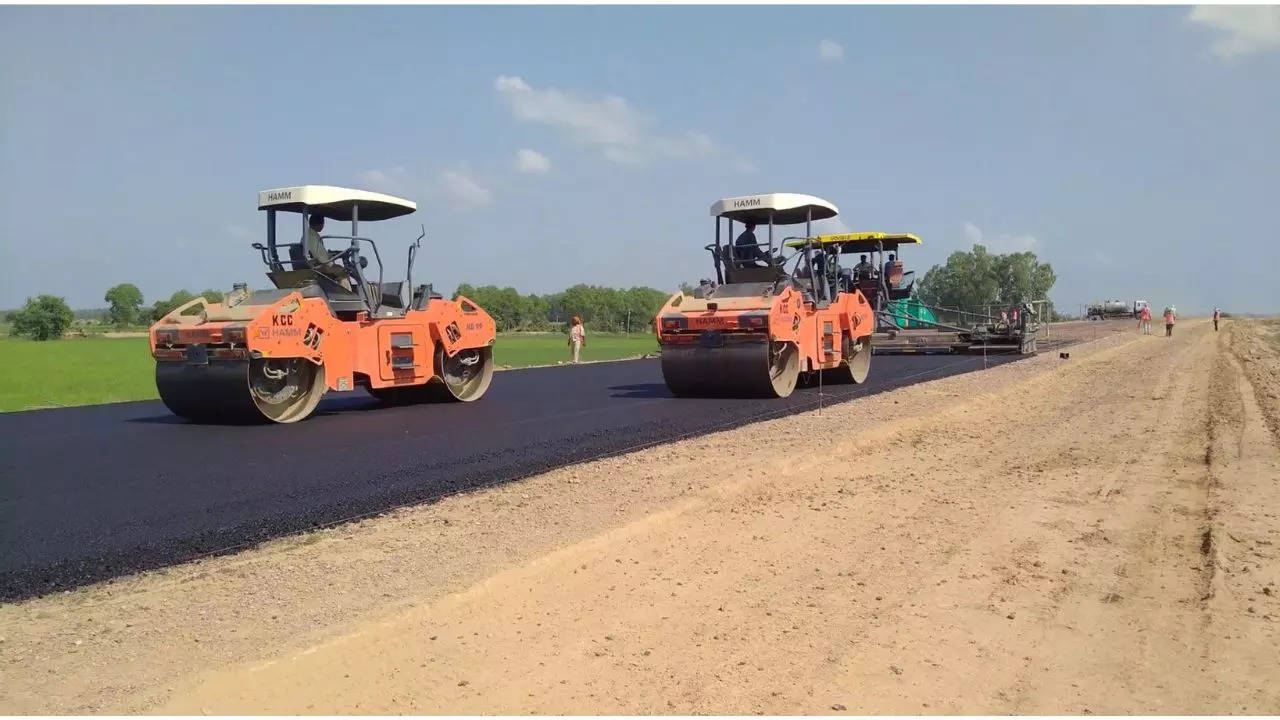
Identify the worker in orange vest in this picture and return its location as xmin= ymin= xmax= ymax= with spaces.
xmin=1138 ymin=305 xmax=1152 ymax=335
xmin=1163 ymin=306 xmax=1176 ymax=337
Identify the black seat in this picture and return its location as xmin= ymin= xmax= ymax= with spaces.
xmin=287 ymin=243 xmax=308 ymax=270
xmin=374 ymin=281 xmax=405 ymax=310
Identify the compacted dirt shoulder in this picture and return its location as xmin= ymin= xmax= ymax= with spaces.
xmin=2 ymin=317 xmax=1276 ymax=714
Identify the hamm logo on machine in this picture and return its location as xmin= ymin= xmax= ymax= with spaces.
xmin=689 ymin=316 xmax=736 ymax=329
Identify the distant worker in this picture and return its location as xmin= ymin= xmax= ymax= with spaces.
xmin=304 ymin=214 xmax=352 ymax=291
xmin=883 ymin=253 xmax=899 ymax=288
xmin=733 ymin=221 xmax=769 ymax=268
xmin=1163 ymin=305 xmax=1176 ymax=337
xmin=568 ymin=316 xmax=586 ymax=363
xmin=854 ymin=254 xmax=874 ymax=280
xmin=1213 ymin=307 xmax=1221 ymax=331
xmin=1138 ymin=304 xmax=1152 ymax=335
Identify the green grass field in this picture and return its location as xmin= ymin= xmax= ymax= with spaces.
xmin=0 ymin=332 xmax=657 ymax=412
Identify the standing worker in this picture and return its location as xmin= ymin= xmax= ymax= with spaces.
xmin=1163 ymin=305 xmax=1176 ymax=337
xmin=568 ymin=316 xmax=586 ymax=363
xmin=1213 ymin=307 xmax=1221 ymax=331
xmin=1138 ymin=304 xmax=1152 ymax=335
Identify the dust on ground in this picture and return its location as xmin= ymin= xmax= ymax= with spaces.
xmin=2 ymin=318 xmax=1277 ymax=714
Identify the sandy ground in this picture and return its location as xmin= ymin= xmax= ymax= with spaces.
xmin=2 ymin=317 xmax=1278 ymax=714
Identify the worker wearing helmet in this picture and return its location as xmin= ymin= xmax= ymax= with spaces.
xmin=304 ymin=214 xmax=352 ymax=291
xmin=1163 ymin=305 xmax=1176 ymax=337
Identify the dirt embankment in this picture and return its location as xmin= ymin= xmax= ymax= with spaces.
xmin=1 ymin=317 xmax=1276 ymax=714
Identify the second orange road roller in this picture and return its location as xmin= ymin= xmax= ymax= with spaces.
xmin=654 ymin=193 xmax=876 ymax=398
xmin=149 ymin=185 xmax=496 ymax=423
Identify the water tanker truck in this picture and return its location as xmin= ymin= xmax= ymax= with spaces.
xmin=1087 ymin=299 xmax=1148 ymax=320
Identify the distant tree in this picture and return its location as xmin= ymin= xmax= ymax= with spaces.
xmin=992 ymin=251 xmax=1056 ymax=305
xmin=104 ymin=283 xmax=144 ymax=327
xmin=199 ymin=288 xmax=225 ymax=304
xmin=918 ymin=244 xmax=1055 ymax=312
xmin=453 ymin=282 xmax=673 ymax=333
xmin=149 ymin=289 xmax=198 ymax=322
xmin=9 ymin=294 xmax=75 ymax=340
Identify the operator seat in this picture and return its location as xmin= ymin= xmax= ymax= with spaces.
xmin=288 ymin=243 xmax=308 ymax=271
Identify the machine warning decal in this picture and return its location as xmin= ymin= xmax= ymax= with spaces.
xmin=792 ymin=315 xmax=801 ymax=331
xmin=445 ymin=322 xmax=461 ymax=343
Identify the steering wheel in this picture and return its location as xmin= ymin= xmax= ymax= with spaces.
xmin=312 ymin=246 xmax=356 ymax=269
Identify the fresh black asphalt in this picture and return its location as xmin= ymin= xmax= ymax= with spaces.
xmin=0 ymin=352 xmax=1024 ymax=601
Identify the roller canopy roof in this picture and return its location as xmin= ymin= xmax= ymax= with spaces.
xmin=257 ymin=185 xmax=417 ymax=221
xmin=785 ymin=231 xmax=922 ymax=252
xmin=710 ymin=193 xmax=839 ymax=225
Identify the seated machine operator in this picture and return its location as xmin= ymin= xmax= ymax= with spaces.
xmin=853 ymin=254 xmax=875 ymax=280
xmin=304 ymin=214 xmax=353 ymax=291
xmin=733 ymin=222 xmax=772 ymax=268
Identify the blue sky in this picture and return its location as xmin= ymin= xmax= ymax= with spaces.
xmin=2 ymin=5 xmax=1277 ymax=314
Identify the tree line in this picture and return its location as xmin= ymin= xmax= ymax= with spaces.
xmin=452 ymin=283 xmax=677 ymax=333
xmin=5 ymin=282 xmax=682 ymax=341
xmin=916 ymin=244 xmax=1063 ymax=320
xmin=7 ymin=245 xmax=1064 ymax=341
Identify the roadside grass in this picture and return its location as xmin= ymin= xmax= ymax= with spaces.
xmin=490 ymin=332 xmax=656 ymax=368
xmin=0 ymin=332 xmax=657 ymax=412
xmin=0 ymin=336 xmax=159 ymax=411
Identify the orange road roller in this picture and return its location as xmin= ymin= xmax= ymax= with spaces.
xmin=149 ymin=185 xmax=496 ymax=423
xmin=654 ymin=193 xmax=875 ymax=398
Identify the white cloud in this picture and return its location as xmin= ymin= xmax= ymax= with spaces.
xmin=515 ymin=148 xmax=552 ymax=174
xmin=1187 ymin=6 xmax=1280 ymax=58
xmin=359 ymin=167 xmax=409 ymax=193
xmin=960 ymin=222 xmax=1040 ymax=252
xmin=493 ymin=75 xmax=715 ymax=165
xmin=439 ymin=170 xmax=492 ymax=210
xmin=818 ymin=39 xmax=845 ymax=61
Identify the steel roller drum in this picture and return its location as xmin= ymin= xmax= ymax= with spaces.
xmin=155 ymin=360 xmax=266 ymax=423
xmin=660 ymin=339 xmax=799 ymax=398
xmin=156 ymin=356 xmax=326 ymax=424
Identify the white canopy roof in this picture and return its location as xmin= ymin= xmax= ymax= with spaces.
xmin=710 ymin=193 xmax=839 ymax=225
xmin=257 ymin=185 xmax=417 ymax=222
